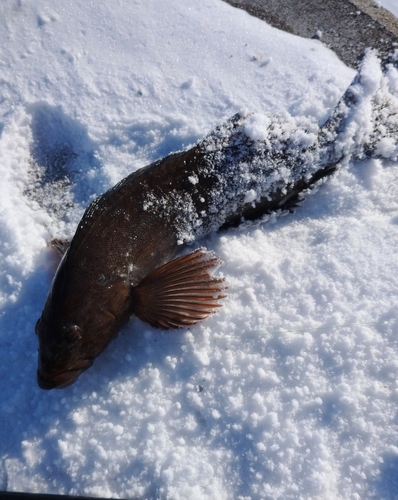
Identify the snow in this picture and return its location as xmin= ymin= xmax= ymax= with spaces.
xmin=1 ymin=0 xmax=398 ymax=499
xmin=376 ymin=0 xmax=398 ymax=18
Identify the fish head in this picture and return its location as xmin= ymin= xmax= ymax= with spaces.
xmin=36 ymin=315 xmax=93 ymax=390
xmin=36 ymin=257 xmax=131 ymax=390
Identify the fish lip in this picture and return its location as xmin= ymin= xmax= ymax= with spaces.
xmin=37 ymin=360 xmax=92 ymax=390
xmin=37 ymin=372 xmax=79 ymax=390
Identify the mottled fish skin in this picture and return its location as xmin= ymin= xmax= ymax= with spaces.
xmin=36 ymin=50 xmax=398 ymax=389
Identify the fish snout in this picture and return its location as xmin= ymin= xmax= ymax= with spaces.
xmin=37 ymin=359 xmax=92 ymax=390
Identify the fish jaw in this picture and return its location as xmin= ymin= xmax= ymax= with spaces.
xmin=37 ymin=359 xmax=93 ymax=390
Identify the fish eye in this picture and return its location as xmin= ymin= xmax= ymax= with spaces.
xmin=62 ymin=324 xmax=83 ymax=343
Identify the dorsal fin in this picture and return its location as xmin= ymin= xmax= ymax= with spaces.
xmin=49 ymin=238 xmax=71 ymax=256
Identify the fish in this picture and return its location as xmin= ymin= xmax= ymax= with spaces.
xmin=36 ymin=50 xmax=398 ymax=389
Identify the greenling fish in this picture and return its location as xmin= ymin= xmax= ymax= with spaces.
xmin=36 ymin=50 xmax=398 ymax=389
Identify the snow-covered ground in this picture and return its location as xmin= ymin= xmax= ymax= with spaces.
xmin=377 ymin=0 xmax=398 ymax=18
xmin=1 ymin=0 xmax=398 ymax=499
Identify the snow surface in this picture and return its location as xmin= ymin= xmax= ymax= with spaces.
xmin=377 ymin=0 xmax=398 ymax=18
xmin=1 ymin=0 xmax=398 ymax=499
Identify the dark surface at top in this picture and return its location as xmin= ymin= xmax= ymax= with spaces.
xmin=223 ymin=0 xmax=398 ymax=67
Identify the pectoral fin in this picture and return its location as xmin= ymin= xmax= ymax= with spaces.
xmin=131 ymin=248 xmax=227 ymax=329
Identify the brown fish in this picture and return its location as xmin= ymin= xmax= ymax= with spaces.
xmin=36 ymin=51 xmax=398 ymax=389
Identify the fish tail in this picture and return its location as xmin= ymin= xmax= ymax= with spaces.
xmin=320 ymin=49 xmax=398 ymax=165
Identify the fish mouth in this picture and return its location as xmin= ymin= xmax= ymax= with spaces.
xmin=37 ymin=360 xmax=92 ymax=390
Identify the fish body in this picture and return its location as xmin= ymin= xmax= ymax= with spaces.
xmin=36 ymin=50 xmax=398 ymax=389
